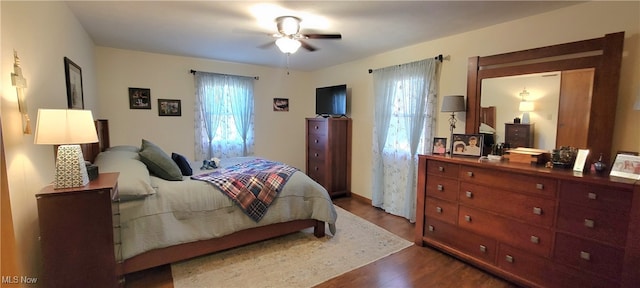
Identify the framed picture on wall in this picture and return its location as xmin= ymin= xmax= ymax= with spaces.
xmin=158 ymin=99 xmax=181 ymax=116
xmin=64 ymin=57 xmax=84 ymax=109
xmin=451 ymin=134 xmax=484 ymax=157
xmin=129 ymin=87 xmax=151 ymax=109
xmin=273 ymin=98 xmax=289 ymax=111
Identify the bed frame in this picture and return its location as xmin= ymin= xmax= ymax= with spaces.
xmin=85 ymin=119 xmax=326 ymax=275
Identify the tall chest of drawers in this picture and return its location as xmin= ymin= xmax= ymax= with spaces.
xmin=415 ymin=155 xmax=640 ymax=287
xmin=305 ymin=117 xmax=351 ymax=197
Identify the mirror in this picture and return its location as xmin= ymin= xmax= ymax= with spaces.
xmin=466 ymin=32 xmax=624 ymax=163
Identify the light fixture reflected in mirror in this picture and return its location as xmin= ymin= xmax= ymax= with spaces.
xmin=518 ymin=88 xmax=534 ymax=123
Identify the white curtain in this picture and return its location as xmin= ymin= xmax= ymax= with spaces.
xmin=371 ymin=58 xmax=439 ymax=222
xmin=194 ymin=72 xmax=255 ymax=160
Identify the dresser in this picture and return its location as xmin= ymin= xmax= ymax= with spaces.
xmin=505 ymin=123 xmax=534 ymax=148
xmin=305 ymin=117 xmax=351 ymax=197
xmin=415 ymin=155 xmax=640 ymax=287
xmin=37 ymin=173 xmax=122 ymax=287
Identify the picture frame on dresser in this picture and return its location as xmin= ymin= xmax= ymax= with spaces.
xmin=451 ymin=134 xmax=483 ymax=157
xmin=432 ymin=137 xmax=447 ymax=155
xmin=610 ymin=153 xmax=640 ymax=180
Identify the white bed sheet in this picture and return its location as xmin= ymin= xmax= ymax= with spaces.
xmin=118 ymin=157 xmax=337 ymax=260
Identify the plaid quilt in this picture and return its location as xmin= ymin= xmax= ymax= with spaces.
xmin=191 ymin=158 xmax=299 ymax=222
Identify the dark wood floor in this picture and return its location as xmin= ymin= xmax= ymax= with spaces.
xmin=125 ymin=196 xmax=518 ymax=288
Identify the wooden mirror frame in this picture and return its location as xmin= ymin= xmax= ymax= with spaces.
xmin=466 ymin=32 xmax=624 ymax=163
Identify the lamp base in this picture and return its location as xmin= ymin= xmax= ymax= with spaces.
xmin=54 ymin=145 xmax=89 ymax=189
xmin=522 ymin=112 xmax=530 ymax=124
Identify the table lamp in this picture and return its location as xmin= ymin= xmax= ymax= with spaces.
xmin=441 ymin=95 xmax=466 ymax=153
xmin=34 ymin=109 xmax=98 ymax=189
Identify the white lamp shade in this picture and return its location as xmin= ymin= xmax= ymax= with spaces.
xmin=519 ymin=101 xmax=534 ymax=112
xmin=34 ymin=109 xmax=98 ymax=145
xmin=441 ymin=95 xmax=466 ymax=112
xmin=275 ymin=37 xmax=302 ymax=54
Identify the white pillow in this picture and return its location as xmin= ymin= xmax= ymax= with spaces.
xmin=94 ymin=151 xmax=156 ymax=201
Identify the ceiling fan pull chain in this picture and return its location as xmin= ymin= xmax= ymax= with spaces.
xmin=286 ymin=54 xmax=291 ymax=75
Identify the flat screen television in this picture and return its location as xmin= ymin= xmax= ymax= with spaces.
xmin=315 ymin=84 xmax=347 ymax=117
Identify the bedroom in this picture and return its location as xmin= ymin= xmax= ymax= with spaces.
xmin=2 ymin=1 xmax=639 ymax=287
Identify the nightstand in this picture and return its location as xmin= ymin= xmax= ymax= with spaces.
xmin=36 ymin=172 xmax=122 ymax=287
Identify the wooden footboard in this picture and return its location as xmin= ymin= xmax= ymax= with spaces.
xmin=122 ymin=219 xmax=325 ymax=274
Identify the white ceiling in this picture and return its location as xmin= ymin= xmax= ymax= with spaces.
xmin=66 ymin=1 xmax=581 ymax=71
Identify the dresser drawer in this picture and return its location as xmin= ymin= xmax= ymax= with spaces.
xmin=425 ymin=176 xmax=459 ymax=201
xmin=497 ymin=243 xmax=550 ymax=287
xmin=425 ymin=197 xmax=458 ymax=225
xmin=307 ymin=120 xmax=328 ymax=136
xmin=308 ymin=147 xmax=326 ymax=162
xmin=459 ymin=182 xmax=555 ymax=227
xmin=308 ymin=135 xmax=327 ymax=150
xmin=557 ymin=202 xmax=629 ymax=247
xmin=459 ymin=205 xmax=553 ymax=257
xmin=306 ymin=161 xmax=326 ymax=184
xmin=424 ymin=218 xmax=496 ymax=264
xmin=560 ymin=181 xmax=632 ymax=214
xmin=427 ymin=160 xmax=459 ymax=179
xmin=554 ymin=233 xmax=624 ymax=280
xmin=459 ymin=165 xmax=556 ymax=198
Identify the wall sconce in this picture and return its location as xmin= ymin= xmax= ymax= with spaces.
xmin=518 ymin=88 xmax=534 ymax=123
xmin=34 ymin=109 xmax=98 ymax=189
xmin=441 ymin=95 xmax=466 ymax=153
xmin=11 ymin=50 xmax=31 ymax=134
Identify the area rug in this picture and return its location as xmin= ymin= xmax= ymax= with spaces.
xmin=171 ymin=206 xmax=413 ymax=288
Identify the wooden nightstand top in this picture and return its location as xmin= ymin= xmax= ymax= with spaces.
xmin=38 ymin=172 xmax=119 ymax=196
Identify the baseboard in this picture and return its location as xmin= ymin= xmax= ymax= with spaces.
xmin=349 ymin=193 xmax=372 ymax=205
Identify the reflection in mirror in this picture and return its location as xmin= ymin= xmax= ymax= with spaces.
xmin=481 ymin=71 xmax=561 ymax=151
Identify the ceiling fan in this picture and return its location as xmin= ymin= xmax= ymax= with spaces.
xmin=266 ymin=16 xmax=342 ymax=54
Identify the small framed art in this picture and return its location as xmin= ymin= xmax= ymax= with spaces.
xmin=610 ymin=153 xmax=640 ymax=180
xmin=129 ymin=87 xmax=151 ymax=109
xmin=432 ymin=137 xmax=447 ymax=155
xmin=273 ymin=98 xmax=289 ymax=111
xmin=158 ymin=99 xmax=181 ymax=116
xmin=451 ymin=134 xmax=484 ymax=157
xmin=64 ymin=57 xmax=84 ymax=109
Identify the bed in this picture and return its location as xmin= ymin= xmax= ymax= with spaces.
xmin=84 ymin=120 xmax=337 ymax=275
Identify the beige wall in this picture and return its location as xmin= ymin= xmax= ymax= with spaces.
xmin=311 ymin=1 xmax=640 ymax=199
xmin=1 ymin=0 xmax=639 ymax=280
xmin=1 ymin=1 xmax=98 ymax=279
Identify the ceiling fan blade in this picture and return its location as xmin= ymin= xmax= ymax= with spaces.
xmin=258 ymin=41 xmax=275 ymax=49
xmin=299 ymin=40 xmax=317 ymax=52
xmin=304 ymin=34 xmax=342 ymax=39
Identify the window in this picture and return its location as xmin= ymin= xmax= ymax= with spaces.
xmin=194 ymin=73 xmax=254 ymax=159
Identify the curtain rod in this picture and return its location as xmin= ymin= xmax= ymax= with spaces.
xmin=189 ymin=69 xmax=259 ymax=80
xmin=368 ymin=54 xmax=446 ymax=74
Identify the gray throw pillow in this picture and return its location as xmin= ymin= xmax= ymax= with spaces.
xmin=138 ymin=139 xmax=183 ymax=181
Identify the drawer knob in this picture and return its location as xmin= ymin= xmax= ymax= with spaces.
xmin=533 ymin=207 xmax=542 ymax=215
xmin=314 ymin=125 xmax=319 ymax=130
xmin=464 ymin=215 xmax=472 ymax=222
xmin=584 ymin=219 xmax=595 ymax=228
xmin=536 ymin=183 xmax=544 ymax=190
xmin=479 ymin=245 xmax=487 ymax=253
xmin=580 ymin=251 xmax=591 ymax=261
xmin=314 ymin=153 xmax=319 ymax=157
xmin=436 ymin=206 xmax=443 ymax=214
xmin=505 ymin=255 xmax=514 ymax=263
xmin=465 ymin=191 xmax=473 ymax=198
xmin=428 ymin=225 xmax=435 ymax=232
xmin=438 ymin=166 xmax=444 ymax=172
xmin=314 ymin=139 xmax=319 ymax=143
xmin=314 ymin=166 xmax=319 ymax=171
xmin=588 ymin=192 xmax=597 ymax=200
xmin=437 ymin=184 xmax=444 ymax=191
xmin=530 ymin=236 xmax=539 ymax=244
xmin=467 ymin=171 xmax=474 ymax=177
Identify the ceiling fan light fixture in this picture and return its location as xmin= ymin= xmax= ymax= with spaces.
xmin=277 ymin=16 xmax=300 ymax=35
xmin=276 ymin=37 xmax=301 ymax=54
